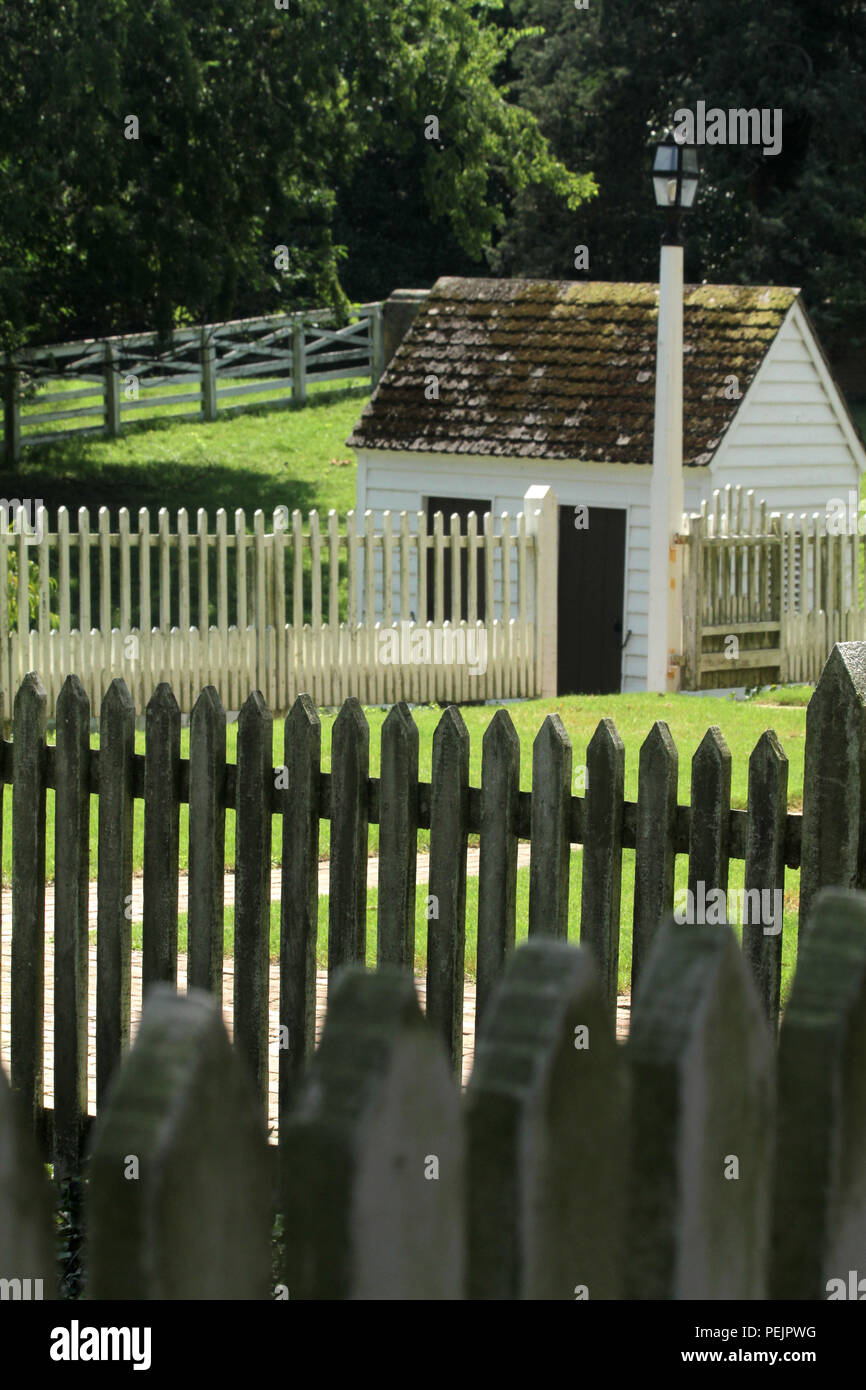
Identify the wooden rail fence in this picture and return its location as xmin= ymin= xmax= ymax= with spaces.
xmin=4 ymin=882 xmax=866 ymax=1299
xmin=0 ymin=502 xmax=539 ymax=719
xmin=1 ymin=640 xmax=865 ymax=1184
xmin=1 ymin=304 xmax=385 ymax=461
xmin=682 ymin=483 xmax=866 ymax=689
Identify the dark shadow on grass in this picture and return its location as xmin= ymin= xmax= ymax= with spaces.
xmin=3 ymin=384 xmax=370 ymax=523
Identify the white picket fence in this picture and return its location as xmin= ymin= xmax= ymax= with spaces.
xmin=683 ymin=484 xmax=866 ymax=689
xmin=1 ymin=304 xmax=385 ymax=462
xmin=0 ymin=504 xmax=541 ymax=719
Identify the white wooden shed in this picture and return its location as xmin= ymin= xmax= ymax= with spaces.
xmin=347 ymin=277 xmax=866 ymax=693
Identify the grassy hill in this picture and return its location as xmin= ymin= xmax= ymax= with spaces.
xmin=9 ymin=387 xmax=866 ymax=528
xmin=5 ymin=380 xmax=369 ymax=525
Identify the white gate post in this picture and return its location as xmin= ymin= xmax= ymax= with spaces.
xmin=647 ymin=241 xmax=685 ymax=692
xmin=524 ymin=485 xmax=558 ymax=698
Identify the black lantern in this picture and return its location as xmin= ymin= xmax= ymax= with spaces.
xmin=652 ymin=136 xmax=699 ymax=244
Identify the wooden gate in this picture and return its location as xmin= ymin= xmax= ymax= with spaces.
xmin=682 ymin=485 xmax=866 ymax=689
xmin=682 ymin=488 xmax=782 ymax=690
xmin=681 ymin=483 xmax=866 ymax=689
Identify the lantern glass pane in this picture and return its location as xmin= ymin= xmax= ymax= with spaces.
xmin=653 ymin=175 xmax=674 ymax=206
xmin=653 ymin=144 xmax=678 ymax=174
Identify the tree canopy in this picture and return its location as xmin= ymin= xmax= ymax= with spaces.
xmin=487 ymin=0 xmax=866 ymax=368
xmin=1 ymin=0 xmax=863 ymax=375
xmin=0 ymin=0 xmax=593 ymax=350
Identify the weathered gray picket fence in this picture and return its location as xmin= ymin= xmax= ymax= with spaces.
xmin=1 ymin=304 xmax=384 ymax=462
xmin=0 ymin=641 xmax=864 ymax=1185
xmin=3 ymin=884 xmax=865 ymax=1299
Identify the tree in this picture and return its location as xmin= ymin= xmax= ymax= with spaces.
xmin=489 ymin=0 xmax=866 ymax=369
xmin=0 ymin=0 xmax=595 ymax=350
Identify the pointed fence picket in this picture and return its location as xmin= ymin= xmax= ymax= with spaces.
xmin=5 ymin=890 xmax=866 ymax=1299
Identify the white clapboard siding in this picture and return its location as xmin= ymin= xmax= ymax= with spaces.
xmin=0 ymin=503 xmax=538 ymax=720
xmin=707 ymin=303 xmax=863 ymax=515
xmin=358 ymin=449 xmax=656 ymax=692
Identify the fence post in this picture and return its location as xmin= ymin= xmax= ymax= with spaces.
xmin=2 ymin=362 xmax=21 ymax=465
xmin=377 ymin=701 xmax=419 ymax=969
xmin=142 ymin=682 xmax=181 ymax=987
xmin=742 ymin=729 xmax=788 ymax=1028
xmin=200 ymin=328 xmax=217 ymax=421
xmin=688 ymin=726 xmax=731 ymax=900
xmin=627 ymin=916 xmax=774 ymax=1298
xmin=187 ymin=685 xmax=226 ymax=998
xmin=771 ymin=888 xmax=866 ymax=1299
xmin=53 ymin=675 xmax=91 ymax=1179
xmin=524 ymin=485 xmax=558 ymax=698
xmin=96 ymin=679 xmax=135 ymax=1107
xmin=292 ymin=315 xmax=306 ymax=405
xmin=87 ymin=986 xmax=272 ymax=1299
xmin=10 ymin=672 xmax=47 ymax=1130
xmin=580 ymin=717 xmax=625 ymax=1019
xmin=234 ymin=689 xmax=274 ymax=1112
xmin=476 ymin=708 xmax=520 ymax=1029
xmin=633 ymin=720 xmax=678 ymax=991
xmin=280 ymin=968 xmax=463 ymax=1299
xmin=0 ymin=1059 xmax=56 ymax=1298
xmin=528 ymin=714 xmax=572 ymax=938
xmin=328 ymin=697 xmax=369 ymax=988
xmin=682 ymin=511 xmax=703 ymax=689
xmin=103 ymin=343 xmax=121 ymax=437
xmin=370 ymin=304 xmax=385 ymax=386
xmin=467 ymin=941 xmax=626 ymax=1299
xmin=770 ymin=511 xmax=783 ymax=673
xmin=799 ymin=642 xmax=866 ymax=937
xmin=427 ymin=705 xmax=470 ymax=1076
xmin=279 ymin=694 xmax=321 ymax=1122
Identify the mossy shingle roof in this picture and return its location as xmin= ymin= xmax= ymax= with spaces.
xmin=347 ymin=276 xmax=801 ymax=465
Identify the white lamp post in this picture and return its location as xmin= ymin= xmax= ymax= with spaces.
xmin=647 ymin=136 xmax=699 ymax=692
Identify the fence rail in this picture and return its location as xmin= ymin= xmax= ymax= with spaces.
xmin=0 ymin=503 xmax=539 ymax=719
xmin=1 ymin=304 xmax=385 ymax=460
xmin=0 ymin=641 xmax=864 ymax=1182
xmin=682 ymin=484 xmax=866 ymax=688
xmin=4 ymin=882 xmax=866 ymax=1299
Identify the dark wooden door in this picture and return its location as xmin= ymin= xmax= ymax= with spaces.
xmin=425 ymin=495 xmax=491 ymax=622
xmin=557 ymin=506 xmax=626 ymax=694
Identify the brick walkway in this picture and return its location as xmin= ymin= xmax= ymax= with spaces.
xmin=0 ymin=849 xmax=631 ymax=1133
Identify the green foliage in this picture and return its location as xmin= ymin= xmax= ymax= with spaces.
xmin=54 ymin=1176 xmax=86 ymax=1300
xmin=0 ymin=0 xmax=862 ymax=363
xmin=0 ymin=0 xmax=594 ymax=351
xmin=6 ymin=537 xmax=58 ymax=630
xmin=488 ymin=0 xmax=866 ymax=364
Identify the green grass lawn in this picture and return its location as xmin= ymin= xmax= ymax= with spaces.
xmin=137 ymin=845 xmax=798 ymax=1005
xmin=8 ymin=375 xmax=372 ymax=631
xmin=9 ymin=375 xmax=368 ymax=523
